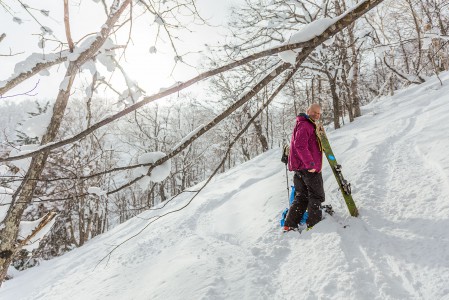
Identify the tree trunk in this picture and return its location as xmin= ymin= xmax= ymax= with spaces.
xmin=327 ymin=72 xmax=341 ymax=129
xmin=348 ymin=24 xmax=361 ymax=118
xmin=246 ymin=110 xmax=268 ymax=152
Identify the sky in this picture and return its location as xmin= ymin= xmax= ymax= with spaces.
xmin=0 ymin=0 xmax=240 ymax=101
xmin=1 ymin=70 xmax=449 ymax=299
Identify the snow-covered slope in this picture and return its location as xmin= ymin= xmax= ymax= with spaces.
xmin=2 ymin=73 xmax=449 ymax=299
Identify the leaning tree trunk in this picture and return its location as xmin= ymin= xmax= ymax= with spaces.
xmin=0 ymin=1 xmax=131 ymax=285
xmin=0 ymin=66 xmax=76 ymax=282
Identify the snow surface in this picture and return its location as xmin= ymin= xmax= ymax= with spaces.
xmin=2 ymin=73 xmax=449 ymax=299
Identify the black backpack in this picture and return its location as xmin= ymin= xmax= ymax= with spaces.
xmin=281 ymin=144 xmax=289 ymax=164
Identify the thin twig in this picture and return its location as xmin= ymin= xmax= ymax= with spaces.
xmin=0 ymin=80 xmax=40 ymax=99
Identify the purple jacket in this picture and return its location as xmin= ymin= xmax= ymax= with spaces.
xmin=288 ymin=114 xmax=323 ymax=172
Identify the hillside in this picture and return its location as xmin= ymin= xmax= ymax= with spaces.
xmin=1 ymin=72 xmax=449 ymax=299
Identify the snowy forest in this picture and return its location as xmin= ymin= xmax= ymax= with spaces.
xmin=0 ymin=0 xmax=448 ymax=294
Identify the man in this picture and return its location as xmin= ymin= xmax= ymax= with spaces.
xmin=284 ymin=103 xmax=325 ymax=231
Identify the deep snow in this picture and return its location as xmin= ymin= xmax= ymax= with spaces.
xmin=1 ymin=72 xmax=449 ymax=299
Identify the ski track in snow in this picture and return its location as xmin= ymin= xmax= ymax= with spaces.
xmin=332 ymin=77 xmax=449 ymax=299
xmin=1 ymin=73 xmax=449 ymax=299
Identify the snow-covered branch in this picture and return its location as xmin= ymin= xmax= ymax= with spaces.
xmin=1 ymin=0 xmax=386 ymax=164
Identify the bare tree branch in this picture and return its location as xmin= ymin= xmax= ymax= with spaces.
xmin=16 ymin=0 xmax=59 ymax=41
xmin=0 ymin=80 xmax=40 ymax=99
xmin=383 ymin=56 xmax=424 ymax=84
xmin=0 ymin=50 xmax=25 ymax=57
xmin=64 ymin=0 xmax=75 ymax=52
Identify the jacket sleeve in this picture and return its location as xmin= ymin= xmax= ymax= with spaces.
xmin=292 ymin=124 xmax=315 ymax=170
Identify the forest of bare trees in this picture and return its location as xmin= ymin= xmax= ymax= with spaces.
xmin=0 ymin=0 xmax=447 ymax=284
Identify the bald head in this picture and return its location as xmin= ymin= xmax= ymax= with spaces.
xmin=307 ymin=103 xmax=321 ymax=121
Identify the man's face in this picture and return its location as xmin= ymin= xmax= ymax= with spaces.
xmin=307 ymin=107 xmax=321 ymax=121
